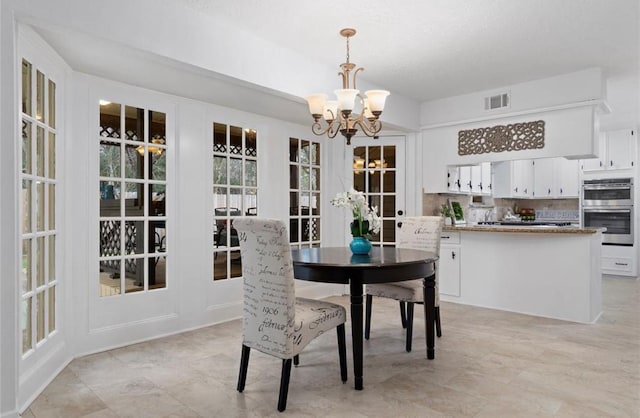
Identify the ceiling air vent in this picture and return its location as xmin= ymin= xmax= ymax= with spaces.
xmin=484 ymin=92 xmax=510 ymax=111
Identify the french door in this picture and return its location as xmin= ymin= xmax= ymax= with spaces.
xmin=351 ymin=136 xmax=405 ymax=247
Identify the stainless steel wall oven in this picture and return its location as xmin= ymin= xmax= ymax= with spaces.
xmin=582 ymin=178 xmax=634 ymax=245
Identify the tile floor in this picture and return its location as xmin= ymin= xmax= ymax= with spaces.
xmin=23 ymin=276 xmax=639 ymax=417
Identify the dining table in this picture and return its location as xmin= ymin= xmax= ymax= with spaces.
xmin=291 ymin=246 xmax=438 ymax=390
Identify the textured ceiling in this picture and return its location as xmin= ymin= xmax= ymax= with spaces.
xmin=177 ymin=0 xmax=639 ymax=101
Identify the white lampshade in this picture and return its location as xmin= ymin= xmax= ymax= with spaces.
xmin=305 ymin=94 xmax=327 ymax=115
xmin=334 ymin=89 xmax=359 ymax=111
xmin=362 ymin=99 xmax=374 ymax=119
xmin=323 ymin=100 xmax=339 ymax=121
xmin=365 ymin=90 xmax=390 ymax=112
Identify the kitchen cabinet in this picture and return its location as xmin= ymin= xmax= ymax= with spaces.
xmin=531 ymin=158 xmax=580 ymax=198
xmin=532 ymin=159 xmax=554 ymax=198
xmin=439 ymin=232 xmax=461 ymax=297
xmin=447 ymin=163 xmax=491 ymax=195
xmin=581 ymin=128 xmax=637 ymax=172
xmin=493 ymin=160 xmax=534 ymax=198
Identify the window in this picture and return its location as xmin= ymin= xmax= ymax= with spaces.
xmin=98 ymin=102 xmax=167 ymax=296
xmin=289 ymin=138 xmax=321 ymax=248
xmin=20 ymin=58 xmax=58 ymax=354
xmin=213 ymin=123 xmax=257 ymax=280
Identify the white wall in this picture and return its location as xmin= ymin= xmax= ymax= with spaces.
xmin=599 ymin=73 xmax=640 ymax=131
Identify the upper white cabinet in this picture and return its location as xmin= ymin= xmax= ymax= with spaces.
xmin=495 ymin=158 xmax=579 ymax=198
xmin=581 ymin=128 xmax=637 ymax=172
xmin=447 ymin=163 xmax=491 ymax=195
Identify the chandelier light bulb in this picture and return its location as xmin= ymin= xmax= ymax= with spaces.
xmin=305 ymin=94 xmax=327 ymax=117
xmin=364 ymin=90 xmax=390 ymax=114
xmin=334 ymin=89 xmax=359 ymax=112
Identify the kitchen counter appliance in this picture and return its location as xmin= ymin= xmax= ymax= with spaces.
xmin=582 ymin=178 xmax=634 ymax=245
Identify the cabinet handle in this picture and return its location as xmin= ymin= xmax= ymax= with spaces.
xmin=514 ymin=187 xmax=518 ymax=193
xmin=560 ymin=188 xmax=563 ymax=194
xmin=599 ymin=161 xmax=603 ymax=167
xmin=615 ymin=262 xmax=628 ymax=266
xmin=479 ymin=182 xmax=483 ymax=190
xmin=610 ymin=160 xmax=613 ymax=167
xmin=441 ymin=236 xmax=450 ymax=239
xmin=451 ymin=251 xmax=456 ymax=260
xmin=548 ymin=188 xmax=551 ymax=195
xmin=524 ymin=188 xmax=528 ymax=194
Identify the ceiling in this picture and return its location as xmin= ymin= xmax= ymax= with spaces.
xmin=177 ymin=0 xmax=639 ymax=102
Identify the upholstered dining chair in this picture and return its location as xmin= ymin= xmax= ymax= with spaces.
xmin=364 ymin=216 xmax=444 ymax=354
xmin=233 ymin=218 xmax=348 ymax=412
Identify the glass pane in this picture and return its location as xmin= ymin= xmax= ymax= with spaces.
xmin=22 ymin=180 xmax=32 ymax=234
xmin=369 ymin=195 xmax=381 ymax=214
xmin=36 ymin=291 xmax=45 ymax=342
xmin=48 ymin=184 xmax=55 ymax=230
xmin=311 ymin=168 xmax=320 ymax=190
xmin=152 ymin=220 xmax=166 ymax=253
xmin=300 ymin=140 xmax=310 ymax=164
xmin=383 ymin=220 xmax=396 ymax=243
xmin=353 ymin=171 xmax=365 ymax=191
xmin=124 ymin=144 xmax=143 ymax=179
xmin=245 ymin=129 xmax=257 ymax=157
xmin=214 ymin=156 xmax=227 ymax=185
xmin=300 ymin=193 xmax=311 ymax=214
xmin=311 ymin=193 xmax=320 ymax=215
xmin=150 ymin=184 xmax=166 ymax=217
xmin=22 ymin=298 xmax=32 ymax=353
xmin=289 ymin=192 xmax=299 ymax=215
xmin=301 ymin=167 xmax=310 ymax=190
xmin=289 ymin=138 xmax=299 ymax=162
xmin=367 ymin=146 xmax=381 ymax=166
xmin=213 ymin=123 xmax=227 ymax=153
xmin=309 ymin=218 xmax=320 ymax=241
xmin=100 ymin=220 xmax=121 ymax=256
xmin=289 ymin=165 xmax=298 ymax=189
xmin=36 ymin=182 xmax=44 ymax=231
xmin=150 ymin=255 xmax=166 ymax=290
xmin=36 ymin=237 xmax=45 ymax=287
xmin=21 ymin=239 xmax=32 ymax=293
xmin=124 ymin=257 xmax=144 ymax=294
xmin=36 ymin=126 xmax=45 ymax=177
xmin=229 ymin=158 xmax=242 ymax=186
xmin=151 ymin=149 xmax=166 ymax=181
xmin=213 ymin=187 xmax=227 ymax=210
xmin=149 ymin=110 xmax=165 ymax=142
xmin=48 ymin=286 xmax=56 ymax=333
xmin=383 ymin=146 xmax=396 ymax=168
xmin=48 ymin=79 xmax=56 ymax=128
xmin=229 ymin=189 xmax=242 ymax=214
xmin=382 ymin=171 xmax=396 ymax=193
xmin=124 ymin=182 xmax=144 ymax=216
xmin=370 ymin=171 xmax=381 ymax=193
xmin=48 ymin=132 xmax=56 ymax=179
xmin=245 ymin=160 xmax=257 ymax=187
xmin=100 ymin=102 xmax=121 ymax=139
xmin=289 ymin=219 xmax=299 ymax=243
xmin=244 ymin=189 xmax=257 ymax=215
xmin=125 ymin=221 xmax=144 ymax=255
xmin=124 ymin=105 xmax=144 ymax=142
xmin=36 ymin=70 xmax=44 ymax=121
xmin=230 ymin=250 xmax=242 ymax=278
xmin=100 ymin=181 xmax=121 ymax=218
xmin=311 ymin=142 xmax=320 ymax=165
xmin=230 ymin=126 xmax=242 ymax=155
xmin=99 ymin=259 xmax=122 ymax=297
xmin=213 ymin=251 xmax=227 ymax=281
xmin=22 ymin=59 xmax=32 ymax=116
xmin=48 ymin=235 xmax=55 ymax=283
xmin=22 ymin=120 xmax=31 ymax=174
xmin=383 ymin=196 xmax=396 ymax=217
xmin=100 ymin=141 xmax=121 ymax=178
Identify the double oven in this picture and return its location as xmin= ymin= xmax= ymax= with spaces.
xmin=582 ymin=178 xmax=634 ymax=245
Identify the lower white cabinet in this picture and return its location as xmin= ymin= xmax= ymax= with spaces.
xmin=602 ymin=244 xmax=637 ymax=277
xmin=439 ymin=232 xmax=461 ymax=297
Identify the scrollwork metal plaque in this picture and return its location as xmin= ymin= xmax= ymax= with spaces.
xmin=458 ymin=120 xmax=545 ymax=156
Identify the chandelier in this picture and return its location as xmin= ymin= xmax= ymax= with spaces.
xmin=305 ymin=28 xmax=390 ymax=145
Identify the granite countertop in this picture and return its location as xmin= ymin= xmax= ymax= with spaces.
xmin=443 ymin=224 xmax=605 ymax=234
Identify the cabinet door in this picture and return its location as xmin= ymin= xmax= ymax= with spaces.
xmin=459 ymin=166 xmax=472 ymax=193
xmin=607 ymin=129 xmax=636 ymax=170
xmin=513 ymin=160 xmax=533 ymax=197
xmin=580 ymin=131 xmax=606 ymax=171
xmin=532 ymin=158 xmax=554 ymax=198
xmin=480 ymin=162 xmax=492 ymax=195
xmin=470 ymin=165 xmax=482 ymax=194
xmin=447 ymin=166 xmax=460 ymax=192
xmin=439 ymin=246 xmax=460 ymax=297
xmin=554 ymin=158 xmax=579 ymax=197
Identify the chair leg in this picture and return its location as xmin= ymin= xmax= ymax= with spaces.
xmin=337 ymin=324 xmax=348 ymax=383
xmin=293 ymin=355 xmax=299 ymax=366
xmin=237 ymin=344 xmax=251 ymax=392
xmin=400 ymin=301 xmax=407 ymax=328
xmin=364 ymin=294 xmax=373 ymax=340
xmin=435 ymin=306 xmax=442 ymax=338
xmin=277 ymin=359 xmax=293 ymax=412
xmin=405 ymin=302 xmax=414 ymax=352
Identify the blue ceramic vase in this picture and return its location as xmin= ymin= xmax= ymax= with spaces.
xmin=349 ymin=236 xmax=372 ymax=255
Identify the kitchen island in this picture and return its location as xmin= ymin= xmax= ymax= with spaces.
xmin=439 ymin=224 xmax=604 ymax=323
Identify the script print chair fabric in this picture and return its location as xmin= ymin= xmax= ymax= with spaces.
xmin=233 ymin=218 xmax=348 ymax=412
xmin=365 ymin=216 xmax=444 ymax=354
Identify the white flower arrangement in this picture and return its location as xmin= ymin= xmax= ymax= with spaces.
xmin=330 ymin=188 xmax=381 ymax=239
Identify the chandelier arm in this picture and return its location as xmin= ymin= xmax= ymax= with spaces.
xmin=311 ymin=120 xmax=333 ymax=137
xmin=352 ymin=67 xmax=364 ymax=90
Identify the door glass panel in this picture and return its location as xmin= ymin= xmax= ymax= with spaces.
xmin=36 ymin=70 xmax=44 ymax=121
xmin=100 ymin=220 xmax=121 ymax=256
xmin=48 ymin=184 xmax=55 ymax=230
xmin=100 ymin=181 xmax=121 ymax=215
xmin=244 ymin=189 xmax=257 ymax=215
xmin=124 ymin=257 xmax=144 ymax=294
xmin=22 ymin=121 xmax=32 ymax=174
xmin=48 ymin=287 xmax=56 ymax=332
xmin=22 ymin=299 xmax=32 ymax=353
xmin=48 ymin=79 xmax=56 ymax=128
xmin=230 ymin=250 xmax=242 ymax=278
xmin=124 ymin=182 xmax=144 ymax=216
xmin=124 ymin=106 xmax=144 ymax=142
xmin=289 ymin=165 xmax=299 ymax=189
xmin=100 ymin=141 xmax=121 ymax=177
xmin=22 ymin=239 xmax=32 ymax=292
xmin=311 ymin=142 xmax=320 ymax=165
xmin=48 ymin=132 xmax=56 ymax=178
xmin=36 ymin=237 xmax=45 ymax=287
xmin=22 ymin=59 xmax=32 ymax=116
xmin=48 ymin=235 xmax=55 ymax=282
xmin=311 ymin=192 xmax=320 ymax=215
xmin=245 ymin=160 xmax=257 ymax=187
xmin=36 ymin=182 xmax=44 ymax=231
xmin=36 ymin=291 xmax=45 ymax=342
xmin=213 ymin=123 xmax=227 ymax=152
xmin=22 ymin=180 xmax=32 ymax=234
xmin=100 ymin=102 xmax=121 ymax=139
xmin=229 ymin=158 xmax=242 ymax=186
xmin=151 ymin=149 xmax=166 ymax=181
xmin=150 ymin=184 xmax=166 ymax=217
xmin=36 ymin=126 xmax=45 ymax=177
xmin=382 ymin=171 xmax=396 ymax=193
xmin=99 ymin=259 xmax=121 ymax=297
xmin=245 ymin=129 xmax=257 ymax=157
xmin=383 ymin=146 xmax=396 ymax=168
xmin=300 ymin=140 xmax=310 ymax=164
xmin=230 ymin=126 xmax=242 ymax=155
xmin=149 ymin=111 xmax=165 ymax=141
xmin=383 ymin=196 xmax=395 ymax=217
xmin=301 ymin=167 xmax=310 ymax=190
xmin=124 ymin=144 xmax=143 ymax=179
xmin=289 ymin=138 xmax=299 ymax=162
xmin=214 ymin=156 xmax=228 ymax=185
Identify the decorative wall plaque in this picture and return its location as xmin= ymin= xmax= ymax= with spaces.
xmin=458 ymin=120 xmax=545 ymax=156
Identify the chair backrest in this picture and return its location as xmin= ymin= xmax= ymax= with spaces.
xmin=233 ymin=218 xmax=296 ymax=358
xmin=397 ymin=216 xmax=443 ymax=255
